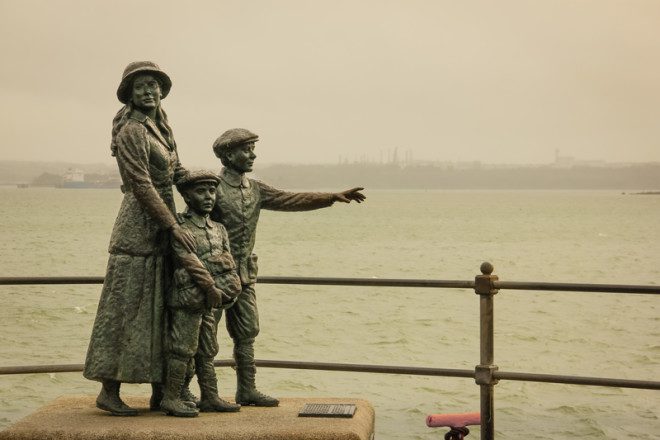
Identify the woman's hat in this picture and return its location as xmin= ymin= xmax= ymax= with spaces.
xmin=116 ymin=61 xmax=172 ymax=104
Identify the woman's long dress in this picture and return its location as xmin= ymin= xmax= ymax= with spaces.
xmin=84 ymin=110 xmax=184 ymax=383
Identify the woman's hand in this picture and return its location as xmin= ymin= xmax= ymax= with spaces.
xmin=333 ymin=187 xmax=366 ymax=203
xmin=206 ymin=286 xmax=233 ymax=309
xmin=171 ymin=224 xmax=196 ymax=253
xmin=206 ymin=286 xmax=223 ymax=309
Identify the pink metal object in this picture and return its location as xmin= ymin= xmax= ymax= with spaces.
xmin=426 ymin=412 xmax=481 ymax=428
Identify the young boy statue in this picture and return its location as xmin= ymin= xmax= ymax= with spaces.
xmin=211 ymin=128 xmax=366 ymax=407
xmin=161 ymin=170 xmax=243 ymax=417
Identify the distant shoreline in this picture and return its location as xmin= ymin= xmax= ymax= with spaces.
xmin=3 ymin=160 xmax=660 ymax=191
xmin=627 ymin=191 xmax=660 ymax=195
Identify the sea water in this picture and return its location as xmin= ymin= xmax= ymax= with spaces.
xmin=0 ymin=188 xmax=658 ymax=439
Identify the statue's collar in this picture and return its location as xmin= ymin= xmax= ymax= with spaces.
xmin=183 ymin=209 xmax=214 ymax=229
xmin=129 ymin=109 xmax=172 ymax=150
xmin=220 ymin=167 xmax=250 ymax=188
xmin=129 ymin=108 xmax=150 ymax=123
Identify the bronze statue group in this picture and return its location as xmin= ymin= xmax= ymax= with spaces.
xmin=83 ymin=61 xmax=366 ymax=417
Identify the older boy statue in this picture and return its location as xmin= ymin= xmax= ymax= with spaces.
xmin=211 ymin=128 xmax=366 ymax=407
xmin=162 ymin=170 xmax=243 ymax=417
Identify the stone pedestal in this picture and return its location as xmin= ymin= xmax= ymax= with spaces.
xmin=0 ymin=396 xmax=375 ymax=440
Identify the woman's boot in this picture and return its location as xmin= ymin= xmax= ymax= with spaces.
xmin=149 ymin=383 xmax=163 ymax=410
xmin=96 ymin=380 xmax=138 ymax=416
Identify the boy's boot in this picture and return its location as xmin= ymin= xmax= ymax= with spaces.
xmin=180 ymin=360 xmax=200 ymax=407
xmin=156 ymin=379 xmax=196 ymax=409
xmin=234 ymin=340 xmax=279 ymax=407
xmin=96 ymin=379 xmax=138 ymax=416
xmin=160 ymin=357 xmax=199 ymax=417
xmin=196 ymin=357 xmax=241 ymax=412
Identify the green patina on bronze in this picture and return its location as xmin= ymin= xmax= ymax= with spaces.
xmin=84 ymin=61 xmax=193 ymax=417
xmin=210 ymin=128 xmax=366 ymax=407
xmin=83 ymin=63 xmax=365 ymax=419
xmin=158 ymin=171 xmax=243 ymax=417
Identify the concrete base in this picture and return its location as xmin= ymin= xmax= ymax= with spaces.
xmin=0 ymin=396 xmax=375 ymax=440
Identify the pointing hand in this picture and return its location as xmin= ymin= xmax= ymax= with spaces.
xmin=334 ymin=187 xmax=366 ymax=203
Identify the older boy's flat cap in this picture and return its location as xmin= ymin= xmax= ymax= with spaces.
xmin=212 ymin=128 xmax=259 ymax=157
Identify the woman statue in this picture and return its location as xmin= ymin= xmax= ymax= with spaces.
xmin=83 ymin=61 xmax=195 ymax=416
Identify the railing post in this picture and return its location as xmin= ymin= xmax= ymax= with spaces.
xmin=474 ymin=261 xmax=499 ymax=440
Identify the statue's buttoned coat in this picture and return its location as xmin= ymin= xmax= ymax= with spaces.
xmin=210 ymin=167 xmax=335 ymax=341
xmin=84 ymin=110 xmax=184 ymax=384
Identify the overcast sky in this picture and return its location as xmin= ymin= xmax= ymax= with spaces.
xmin=1 ymin=0 xmax=659 ymax=166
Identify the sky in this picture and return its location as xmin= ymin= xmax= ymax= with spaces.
xmin=1 ymin=0 xmax=659 ymax=166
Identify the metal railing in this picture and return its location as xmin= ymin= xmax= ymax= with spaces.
xmin=1 ymin=263 xmax=659 ymax=440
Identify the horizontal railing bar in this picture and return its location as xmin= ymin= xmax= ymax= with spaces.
xmin=0 ymin=364 xmax=85 ymax=374
xmin=0 ymin=277 xmax=105 ymax=285
xmin=0 ymin=361 xmax=473 ymax=379
xmin=494 ymin=371 xmax=660 ymax=390
xmin=1 ymin=360 xmax=658 ymax=390
xmin=258 ymin=276 xmax=475 ymax=289
xmin=246 ymin=359 xmax=474 ymax=377
xmin=1 ymin=276 xmax=659 ymax=295
xmin=0 ymin=276 xmax=474 ymax=289
xmin=494 ymin=280 xmax=660 ymax=295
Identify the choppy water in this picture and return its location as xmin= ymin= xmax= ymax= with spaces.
xmin=0 ymin=187 xmax=658 ymax=439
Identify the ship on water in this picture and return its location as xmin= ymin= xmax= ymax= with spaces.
xmin=59 ymin=168 xmax=87 ymax=188
xmin=58 ymin=168 xmax=120 ymax=189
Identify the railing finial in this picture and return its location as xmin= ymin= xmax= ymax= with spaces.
xmin=480 ymin=261 xmax=494 ymax=275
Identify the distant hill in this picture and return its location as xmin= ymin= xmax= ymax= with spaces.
xmin=2 ymin=160 xmax=659 ymax=190
xmin=0 ymin=161 xmax=117 ymax=185
xmin=254 ymin=162 xmax=660 ymax=190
